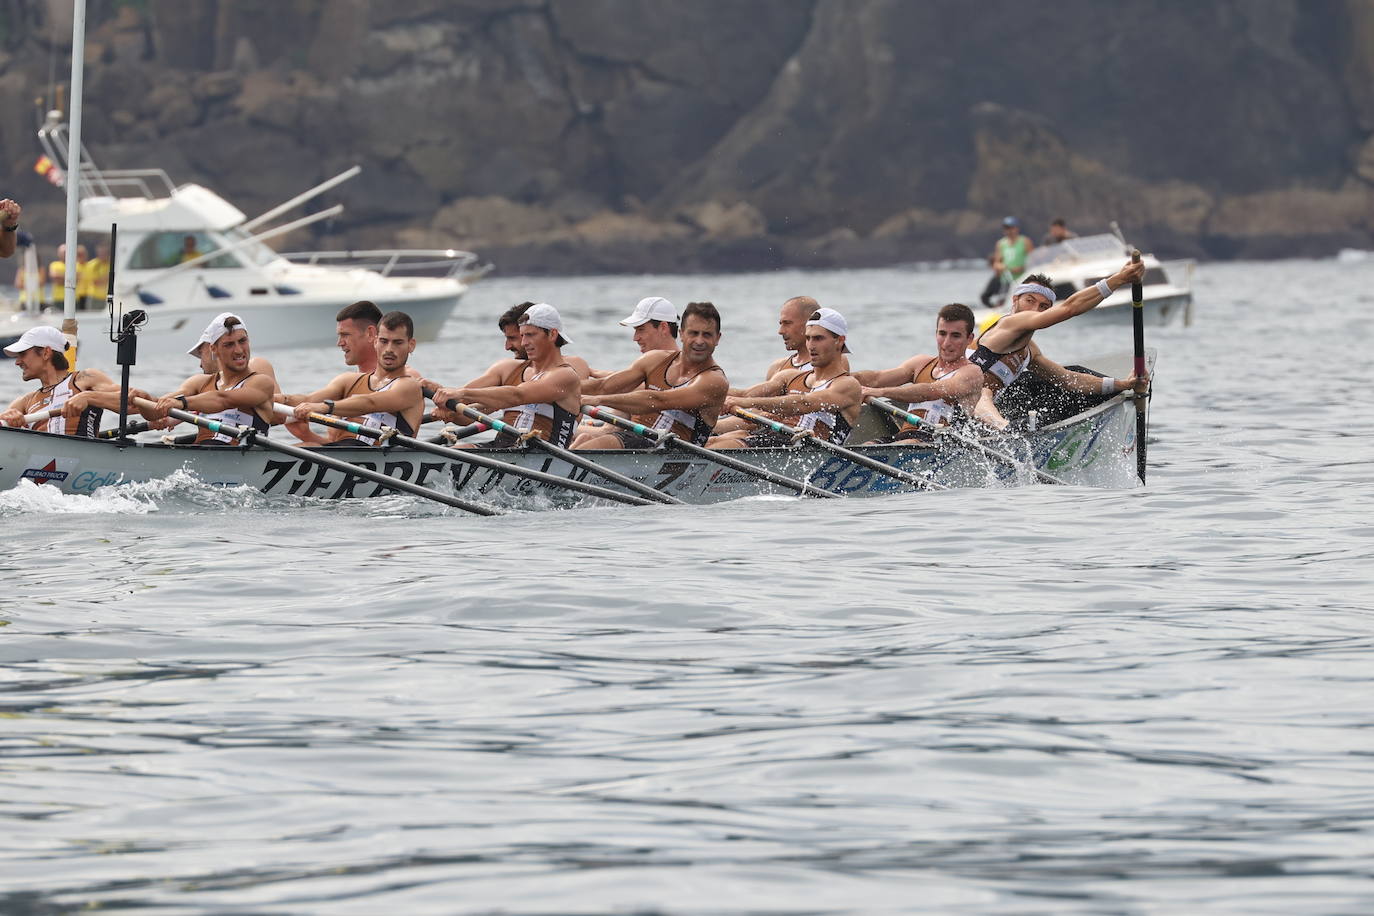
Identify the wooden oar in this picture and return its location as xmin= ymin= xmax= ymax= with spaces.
xmin=730 ymin=407 xmax=949 ymax=491
xmin=131 ymin=397 xmax=499 ymax=516
xmin=581 ymin=405 xmax=838 ymax=499
xmin=437 ymin=399 xmax=682 ymax=505
xmin=276 ymin=404 xmax=656 ymax=507
xmin=866 ymin=398 xmax=1070 ymax=486
xmin=1130 ymin=249 xmax=1148 ymax=484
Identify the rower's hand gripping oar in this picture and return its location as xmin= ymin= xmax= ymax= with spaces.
xmin=580 ymin=405 xmax=838 ymax=499
xmin=131 ymin=397 xmax=499 ymax=516
xmin=730 ymin=407 xmax=949 ymax=491
xmin=1130 ymin=248 xmax=1148 ymax=484
xmin=432 ymin=397 xmax=682 ymax=506
xmin=866 ymin=398 xmax=1070 ymax=486
xmin=276 ymin=404 xmax=657 ymax=507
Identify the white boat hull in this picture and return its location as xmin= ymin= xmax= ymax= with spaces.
xmin=0 ymin=393 xmax=1141 ymax=508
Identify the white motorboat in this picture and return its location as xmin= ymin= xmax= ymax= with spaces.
xmin=32 ymin=113 xmax=488 ymax=365
xmin=977 ymin=229 xmax=1195 ymax=342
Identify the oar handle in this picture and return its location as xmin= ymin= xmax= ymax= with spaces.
xmin=731 ymin=406 xmax=806 ymax=438
xmin=581 ymin=405 xmax=670 ymax=444
xmin=20 ymin=406 xmax=61 ymax=426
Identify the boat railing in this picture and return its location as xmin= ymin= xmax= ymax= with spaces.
xmin=277 ymin=249 xmax=492 ymax=281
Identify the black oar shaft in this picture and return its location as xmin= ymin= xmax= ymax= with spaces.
xmin=444 ymin=401 xmax=681 ymax=505
xmin=867 ymin=398 xmax=1068 ymax=486
xmin=293 ymin=409 xmax=654 ymax=507
xmin=1131 ymin=249 xmax=1148 ymax=484
xmin=732 ymin=408 xmax=947 ymax=491
xmin=134 ymin=398 xmax=498 ymax=516
xmin=581 ymin=406 xmax=837 ymax=499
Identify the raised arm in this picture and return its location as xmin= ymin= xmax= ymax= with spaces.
xmin=1016 ymin=258 xmax=1145 ymax=332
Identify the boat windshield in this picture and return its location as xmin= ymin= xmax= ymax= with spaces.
xmin=218 ymin=227 xmax=282 ymax=267
xmin=126 ymin=231 xmax=241 ymax=270
xmin=1025 ymin=233 xmax=1130 ymax=269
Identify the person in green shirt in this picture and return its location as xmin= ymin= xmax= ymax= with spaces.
xmin=980 ymin=216 xmax=1035 ymax=307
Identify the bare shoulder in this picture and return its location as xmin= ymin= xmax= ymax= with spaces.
xmin=73 ymin=367 xmax=114 ymax=389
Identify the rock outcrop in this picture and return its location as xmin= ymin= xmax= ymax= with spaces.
xmin=1 ymin=0 xmax=1371 ymax=272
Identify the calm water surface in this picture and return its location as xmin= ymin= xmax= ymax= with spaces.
xmin=2 ymin=260 xmax=1372 ymax=913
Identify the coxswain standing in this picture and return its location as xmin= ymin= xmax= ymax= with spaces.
xmin=855 ymin=303 xmax=983 ymax=443
xmin=430 ymin=303 xmax=581 ymax=448
xmin=576 ymin=301 xmax=729 ymax=449
xmin=711 ymin=307 xmax=861 ymax=449
xmin=0 ymin=326 xmax=115 ymax=437
xmin=135 ymin=315 xmax=276 ymax=444
xmin=289 ymin=311 xmax=425 ymax=445
xmin=971 ymin=260 xmax=1147 ymax=430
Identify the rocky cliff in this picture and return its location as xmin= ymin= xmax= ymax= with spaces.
xmin=2 ymin=0 xmax=1371 ymax=272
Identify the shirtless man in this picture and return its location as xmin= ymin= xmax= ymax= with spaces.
xmin=288 ymin=311 xmax=425 ymax=446
xmin=711 ymin=307 xmax=861 ymax=449
xmin=136 ymin=315 xmax=276 ymax=444
xmin=576 ymin=301 xmax=729 ymax=449
xmin=431 ymin=303 xmax=581 ymax=449
xmin=855 ymin=303 xmax=983 ymax=443
xmin=971 ymin=261 xmax=1147 ymax=429
xmin=708 ymin=295 xmax=825 ymax=440
xmin=0 ymin=325 xmax=115 ymax=437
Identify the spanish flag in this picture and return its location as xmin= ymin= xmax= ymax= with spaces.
xmin=33 ymin=155 xmax=64 ymax=187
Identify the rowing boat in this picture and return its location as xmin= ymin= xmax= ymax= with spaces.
xmin=0 ymin=359 xmax=1146 ymax=508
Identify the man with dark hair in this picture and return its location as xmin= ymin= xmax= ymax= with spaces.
xmin=576 ymin=301 xmax=728 ymax=450
xmin=619 ymin=296 xmax=679 ymax=353
xmin=495 ymin=301 xmax=592 ymax=377
xmin=431 ymin=303 xmax=581 ymax=448
xmin=335 ymin=300 xmax=384 ymax=375
xmin=712 ymin=307 xmax=861 ymax=449
xmin=855 ymin=304 xmax=983 ymax=443
xmin=1041 ymin=218 xmax=1077 ymax=247
xmin=0 ymin=198 xmax=21 ymax=259
xmin=135 ymin=315 xmax=276 ymax=445
xmin=0 ymin=325 xmax=115 ymax=437
xmin=290 ymin=311 xmax=424 ymax=445
xmin=981 ymin=216 xmax=1034 ymax=308
xmin=971 ymin=260 xmax=1147 ymax=429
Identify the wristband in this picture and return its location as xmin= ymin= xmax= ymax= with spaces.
xmin=324 ymin=399 xmax=335 ymax=414
xmin=1 ymin=223 xmax=17 ymax=232
xmin=1100 ymin=377 xmax=1117 ymax=395
xmin=1095 ymin=279 xmax=1112 ymax=298
xmin=177 ymin=395 xmax=189 ymax=410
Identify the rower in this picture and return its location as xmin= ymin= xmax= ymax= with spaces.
xmin=431 ymin=303 xmax=581 ymax=449
xmin=289 ymin=311 xmax=425 ymax=445
xmin=576 ymin=301 xmax=728 ymax=449
xmin=0 ymin=325 xmax=115 ymax=437
xmin=855 ymin=303 xmax=983 ymax=443
xmin=971 ymin=260 xmax=1147 ymax=429
xmin=710 ymin=307 xmax=861 ymax=449
xmin=572 ymin=296 xmax=683 ymax=442
xmin=188 ymin=310 xmax=280 ymax=386
xmin=496 ymin=301 xmax=593 ymax=378
xmin=139 ymin=314 xmax=276 ymax=445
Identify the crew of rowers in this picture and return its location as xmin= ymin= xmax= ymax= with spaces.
xmin=0 ymin=256 xmax=1147 ymax=449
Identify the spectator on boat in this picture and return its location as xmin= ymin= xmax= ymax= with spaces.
xmin=71 ymin=245 xmax=94 ymax=310
xmin=11 ymin=231 xmax=45 ymax=311
xmin=576 ymin=301 xmax=729 ymax=450
xmin=178 ymin=234 xmax=202 ymax=264
xmin=980 ymin=217 xmax=1034 ymax=308
xmin=970 ymin=261 xmax=1147 ymax=430
xmin=854 ymin=303 xmax=983 ymax=443
xmin=0 ymin=198 xmax=21 ymax=259
xmin=78 ymin=242 xmax=110 ymax=310
xmin=1041 ymin=218 xmax=1078 ymax=248
xmin=711 ymin=307 xmax=861 ymax=449
xmin=429 ymin=303 xmax=582 ymax=449
xmin=290 ymin=311 xmax=425 ymax=447
xmin=1 ymin=325 xmax=116 ymax=437
xmin=47 ymin=243 xmax=67 ymax=309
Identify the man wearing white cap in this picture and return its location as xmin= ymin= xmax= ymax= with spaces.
xmin=576 ymin=301 xmax=729 ymax=450
xmin=619 ymin=296 xmax=679 ymax=355
xmin=136 ymin=314 xmax=276 ymax=444
xmin=0 ymin=325 xmax=115 ymax=437
xmin=188 ymin=310 xmax=280 ymax=384
xmin=970 ymin=259 xmax=1146 ymax=429
xmin=431 ymin=303 xmax=582 ymax=448
xmin=711 ymin=307 xmax=861 ymax=448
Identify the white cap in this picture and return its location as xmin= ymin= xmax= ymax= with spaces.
xmin=806 ymin=307 xmax=852 ymax=353
xmin=520 ymin=303 xmax=572 ymax=344
xmin=3 ymin=325 xmax=68 ymax=356
xmin=619 ymin=296 xmax=678 ymax=328
xmin=188 ymin=312 xmax=247 ymax=355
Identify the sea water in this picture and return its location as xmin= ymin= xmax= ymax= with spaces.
xmin=1 ymin=260 xmax=1372 ymax=913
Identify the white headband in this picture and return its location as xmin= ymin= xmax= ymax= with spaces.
xmin=1011 ymin=283 xmax=1056 ymax=304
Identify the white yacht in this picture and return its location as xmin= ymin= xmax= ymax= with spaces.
xmin=27 ymin=113 xmax=487 ymax=365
